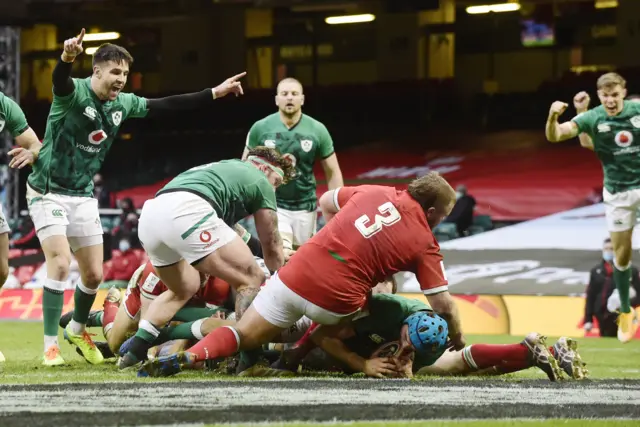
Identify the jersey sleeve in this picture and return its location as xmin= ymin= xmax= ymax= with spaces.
xmin=51 ymin=77 xmax=79 ymax=109
xmin=316 ymin=122 xmax=335 ymax=159
xmin=571 ymin=109 xmax=597 ymax=136
xmin=0 ymin=95 xmax=29 ymax=137
xmin=246 ymin=122 xmax=261 ymax=149
xmin=413 ymin=245 xmax=449 ymax=296
xmin=248 ymin=178 xmax=278 ymax=213
xmin=334 ymin=186 xmax=360 ymax=210
xmin=120 ymin=93 xmax=149 ymax=119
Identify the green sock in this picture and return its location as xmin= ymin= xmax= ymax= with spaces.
xmin=92 ymin=311 xmax=104 ymax=327
xmin=43 ymin=281 xmax=65 ymax=337
xmin=173 ymin=306 xmax=224 ymax=322
xmin=614 ymin=264 xmax=632 ymax=313
xmin=239 ymin=348 xmax=262 ymax=369
xmin=72 ymin=283 xmax=98 ymax=324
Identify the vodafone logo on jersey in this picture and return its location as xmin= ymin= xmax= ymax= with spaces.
xmin=615 ymin=131 xmax=633 ymax=147
xmin=88 ymin=130 xmax=108 ymax=145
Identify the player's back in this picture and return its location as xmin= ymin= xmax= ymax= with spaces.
xmin=280 ymin=185 xmax=440 ymax=313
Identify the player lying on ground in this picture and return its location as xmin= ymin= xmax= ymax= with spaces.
xmin=138 ymin=172 xmax=466 ymax=377
xmin=120 ymin=148 xmax=295 ymax=369
xmin=28 ymin=28 xmax=248 ymax=367
xmin=273 ymin=286 xmax=587 ymax=381
xmin=244 ymin=77 xmax=344 ymax=260
xmin=546 ymin=72 xmax=640 ymax=343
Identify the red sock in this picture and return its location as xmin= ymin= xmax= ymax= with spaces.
xmin=187 ymin=326 xmax=239 ymax=362
xmin=294 ymin=321 xmax=320 ymax=349
xmin=102 ymin=301 xmax=119 ymax=335
xmin=463 ymin=343 xmax=530 ymax=372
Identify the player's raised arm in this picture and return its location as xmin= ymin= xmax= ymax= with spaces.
xmin=253 ymin=208 xmax=284 ymax=272
xmin=546 ymin=100 xmax=580 ymax=142
xmin=54 ymin=28 xmax=85 ymax=97
xmin=574 ymin=91 xmax=594 ymax=150
xmin=145 ymin=72 xmax=246 ymax=115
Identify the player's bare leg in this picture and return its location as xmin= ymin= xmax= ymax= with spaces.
xmin=40 ymin=234 xmax=73 ymax=366
xmin=0 ymin=232 xmax=9 ymax=288
xmin=63 ymin=242 xmax=104 ymax=364
xmin=610 ymin=228 xmax=639 ymax=342
xmin=122 ymin=237 xmax=264 ymax=369
xmin=138 ymin=304 xmax=286 ymax=377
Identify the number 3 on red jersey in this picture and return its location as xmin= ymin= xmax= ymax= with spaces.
xmin=354 ymin=202 xmax=402 ymax=238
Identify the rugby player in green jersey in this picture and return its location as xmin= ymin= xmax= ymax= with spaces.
xmin=119 ymin=147 xmax=295 ymax=369
xmin=546 ymin=72 xmax=640 ymax=343
xmin=243 ymin=78 xmax=344 ymax=259
xmin=28 ymin=28 xmax=247 ymax=366
xmin=0 ymin=92 xmax=42 ymax=287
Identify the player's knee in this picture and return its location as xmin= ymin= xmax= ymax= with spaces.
xmin=82 ymin=268 xmax=103 ymax=287
xmin=47 ymin=253 xmax=72 ymax=280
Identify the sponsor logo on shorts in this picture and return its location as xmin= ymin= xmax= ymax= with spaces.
xmin=200 ymin=231 xmax=212 ymax=243
xmin=88 ymin=129 xmax=108 ymax=145
xmin=51 ymin=209 xmax=64 ymax=217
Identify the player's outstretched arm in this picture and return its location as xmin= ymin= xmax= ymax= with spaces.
xmin=253 ymin=208 xmax=284 ymax=272
xmin=145 ymin=72 xmax=246 ymax=116
xmin=546 ymin=101 xmax=579 ymax=142
xmin=426 ymin=291 xmax=465 ymax=351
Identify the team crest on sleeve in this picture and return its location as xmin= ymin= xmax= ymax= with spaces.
xmin=615 ymin=131 xmax=633 ymax=147
xmin=300 ymin=139 xmax=313 ymax=152
xmin=631 ymin=115 xmax=640 ymax=128
xmin=0 ymin=119 xmax=4 ymax=132
xmin=112 ymin=111 xmax=122 ymax=126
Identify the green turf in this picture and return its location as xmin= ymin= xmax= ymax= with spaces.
xmin=206 ymin=421 xmax=640 ymax=427
xmin=0 ymin=321 xmax=639 ymax=384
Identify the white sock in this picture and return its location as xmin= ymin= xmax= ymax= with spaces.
xmin=44 ymin=335 xmax=59 ymax=352
xmin=191 ymin=318 xmax=205 ymax=340
xmin=69 ymin=319 xmax=85 ymax=335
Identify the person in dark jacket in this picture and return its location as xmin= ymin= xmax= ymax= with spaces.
xmin=444 ymin=184 xmax=476 ymax=237
xmin=584 ymin=238 xmax=640 ymax=337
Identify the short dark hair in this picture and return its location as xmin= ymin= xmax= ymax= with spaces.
xmin=604 ymin=238 xmax=612 ymax=244
xmin=92 ymin=43 xmax=134 ymax=67
xmin=247 ymin=146 xmax=297 ymax=184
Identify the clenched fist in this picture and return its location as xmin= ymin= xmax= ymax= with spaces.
xmin=573 ymin=91 xmax=591 ymax=113
xmin=549 ymin=101 xmax=568 ymax=118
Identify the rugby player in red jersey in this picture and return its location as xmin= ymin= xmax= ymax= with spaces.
xmin=139 ymin=172 xmax=465 ymax=377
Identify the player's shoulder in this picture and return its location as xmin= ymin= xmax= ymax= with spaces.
xmin=301 ymin=114 xmax=328 ymax=130
xmin=574 ymin=105 xmax=605 ymax=122
xmin=253 ymin=112 xmax=279 ymax=128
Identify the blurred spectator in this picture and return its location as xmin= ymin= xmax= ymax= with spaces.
xmin=93 ymin=173 xmax=111 ymax=208
xmin=104 ymin=236 xmax=140 ymax=282
xmin=444 ymin=184 xmax=476 ymax=237
xmin=112 ymin=197 xmax=140 ymax=247
xmin=10 ymin=217 xmax=39 ymax=250
xmin=583 ymin=238 xmax=640 ymax=337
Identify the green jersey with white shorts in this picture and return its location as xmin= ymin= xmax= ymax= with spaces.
xmin=246 ymin=113 xmax=334 ymax=248
xmin=0 ymin=91 xmax=30 ymax=234
xmin=26 ymin=77 xmax=148 ymax=244
xmin=140 ymin=160 xmax=277 ymax=266
xmin=572 ymin=101 xmax=640 ymax=231
xmin=344 ymin=294 xmax=445 ymax=373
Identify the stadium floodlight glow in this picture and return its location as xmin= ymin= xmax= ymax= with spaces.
xmin=85 ymin=47 xmax=99 ymax=55
xmin=82 ymin=32 xmax=120 ymax=42
xmin=325 ymin=14 xmax=376 ymax=25
xmin=466 ymin=3 xmax=521 ymax=14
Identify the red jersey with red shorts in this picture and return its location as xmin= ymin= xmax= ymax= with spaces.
xmin=278 ymin=185 xmax=448 ymax=314
xmin=122 ymin=263 xmax=230 ymax=319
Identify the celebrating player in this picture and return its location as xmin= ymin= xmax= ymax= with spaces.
xmin=139 ymin=172 xmax=465 ymax=377
xmin=26 ymin=28 xmax=247 ymax=366
xmin=546 ymin=72 xmax=640 ymax=342
xmin=243 ymin=77 xmax=344 ymax=259
xmin=118 ymin=147 xmax=295 ymax=368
